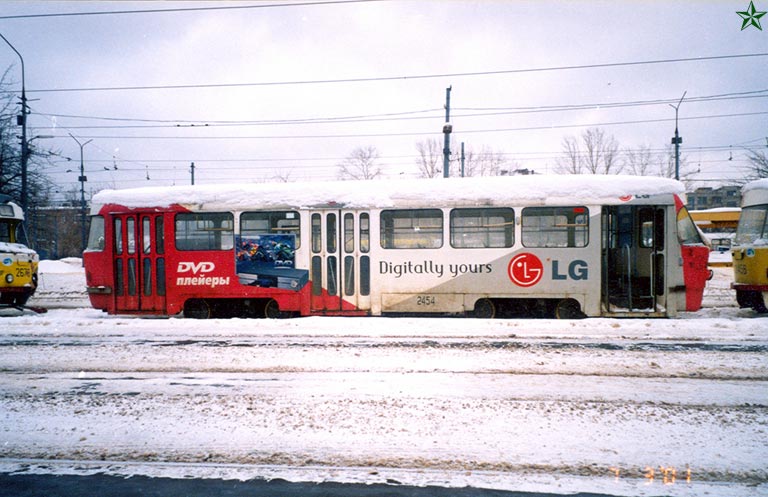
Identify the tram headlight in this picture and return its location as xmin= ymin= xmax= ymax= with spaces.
xmin=5 ymin=274 xmax=13 ymax=284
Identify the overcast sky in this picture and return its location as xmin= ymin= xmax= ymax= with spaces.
xmin=1 ymin=0 xmax=766 ymax=202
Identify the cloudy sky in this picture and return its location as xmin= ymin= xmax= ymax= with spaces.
xmin=1 ymin=0 xmax=766 ymax=202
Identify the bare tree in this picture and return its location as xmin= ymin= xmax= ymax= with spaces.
xmin=624 ymin=144 xmax=655 ymax=176
xmin=337 ymin=146 xmax=382 ymax=180
xmin=1 ymin=66 xmax=54 ymax=208
xmin=271 ymin=169 xmax=294 ymax=183
xmin=416 ymin=138 xmax=511 ymax=178
xmin=744 ymin=149 xmax=768 ymax=181
xmin=557 ymin=136 xmax=583 ymax=174
xmin=414 ymin=139 xmax=442 ymax=178
xmin=556 ymin=128 xmax=622 ymax=175
xmin=462 ymin=145 xmax=509 ymax=177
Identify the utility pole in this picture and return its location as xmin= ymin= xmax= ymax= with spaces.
xmin=190 ymin=162 xmax=195 ymax=185
xmin=460 ymin=142 xmax=465 ymax=177
xmin=442 ymin=86 xmax=452 ymax=178
xmin=670 ymin=91 xmax=686 ymax=181
xmin=0 ymin=33 xmax=29 ymax=213
xmin=70 ymin=134 xmax=92 ymax=252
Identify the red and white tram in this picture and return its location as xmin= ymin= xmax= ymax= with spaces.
xmin=83 ymin=175 xmax=710 ymax=319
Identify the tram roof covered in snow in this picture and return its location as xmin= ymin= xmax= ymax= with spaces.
xmin=91 ymin=175 xmax=686 ymax=212
xmin=741 ymin=178 xmax=768 ymax=208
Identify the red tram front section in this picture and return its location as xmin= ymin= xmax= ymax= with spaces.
xmin=84 ymin=203 xmax=311 ymax=319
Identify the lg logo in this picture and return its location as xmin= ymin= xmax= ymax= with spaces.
xmin=507 ymin=253 xmax=589 ymax=287
xmin=508 ymin=253 xmax=543 ymax=287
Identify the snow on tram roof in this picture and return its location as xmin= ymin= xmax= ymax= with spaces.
xmin=92 ymin=175 xmax=684 ymax=211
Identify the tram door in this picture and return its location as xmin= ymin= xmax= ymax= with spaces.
xmin=309 ymin=210 xmax=371 ymax=313
xmin=602 ymin=206 xmax=667 ymax=313
xmin=112 ymin=212 xmax=166 ymax=313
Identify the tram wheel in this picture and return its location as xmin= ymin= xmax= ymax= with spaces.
xmin=263 ymin=299 xmax=281 ymax=319
xmin=555 ymin=299 xmax=586 ymax=319
xmin=473 ymin=298 xmax=496 ymax=319
xmin=184 ymin=299 xmax=211 ymax=319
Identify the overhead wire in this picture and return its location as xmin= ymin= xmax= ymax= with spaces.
xmin=0 ymin=0 xmax=387 ymax=20
xmin=21 ymin=53 xmax=768 ymax=93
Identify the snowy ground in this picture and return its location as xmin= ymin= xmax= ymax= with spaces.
xmin=0 ymin=259 xmax=766 ymax=496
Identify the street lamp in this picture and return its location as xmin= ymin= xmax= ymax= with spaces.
xmin=669 ymin=91 xmax=687 ymax=181
xmin=0 ymin=32 xmax=29 ymax=213
xmin=70 ymin=134 xmax=93 ymax=252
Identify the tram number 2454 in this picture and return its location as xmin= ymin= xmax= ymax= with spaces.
xmin=416 ymin=295 xmax=437 ymax=306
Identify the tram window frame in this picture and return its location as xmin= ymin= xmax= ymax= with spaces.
xmin=450 ymin=208 xmax=515 ymax=249
xmin=380 ymin=209 xmax=443 ymax=249
xmin=175 ymin=212 xmax=234 ymax=251
xmin=240 ymin=211 xmax=301 ymax=249
xmin=521 ymin=206 xmax=589 ymax=248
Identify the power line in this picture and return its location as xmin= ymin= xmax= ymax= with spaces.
xmin=34 ymin=110 xmax=768 ymax=140
xmin=30 ymin=90 xmax=768 ymax=130
xmin=0 ymin=0 xmax=386 ymax=20
xmin=23 ymin=53 xmax=768 ymax=93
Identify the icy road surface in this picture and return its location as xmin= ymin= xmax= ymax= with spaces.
xmin=0 ymin=264 xmax=766 ymax=496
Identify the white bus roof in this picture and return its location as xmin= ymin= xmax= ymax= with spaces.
xmin=91 ymin=175 xmax=685 ymax=212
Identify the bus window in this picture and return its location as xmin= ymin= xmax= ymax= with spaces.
xmin=450 ymin=208 xmax=514 ymax=248
xmin=522 ymin=206 xmax=588 ymax=248
xmin=241 ymin=211 xmax=300 ymax=249
xmin=380 ymin=209 xmax=443 ymax=249
xmin=175 ymin=213 xmax=234 ymax=251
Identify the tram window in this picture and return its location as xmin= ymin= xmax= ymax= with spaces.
xmin=155 ymin=216 xmax=164 ymax=254
xmin=156 ymin=258 xmax=166 ymax=296
xmin=639 ymin=208 xmax=654 ymax=248
xmin=360 ymin=255 xmax=370 ymax=296
xmin=344 ymin=255 xmax=355 ymax=295
xmin=327 ymin=213 xmax=337 ymax=253
xmin=380 ymin=209 xmax=443 ymax=249
xmin=241 ymin=211 xmax=301 ymax=249
xmin=311 ymin=214 xmax=322 ymax=253
xmin=142 ymin=217 xmax=151 ymax=254
xmin=143 ymin=258 xmax=152 ymax=296
xmin=676 ymin=207 xmax=704 ymax=245
xmin=114 ymin=219 xmax=123 ymax=255
xmin=126 ymin=217 xmax=136 ymax=254
xmin=344 ymin=213 xmax=354 ymax=253
xmin=175 ymin=213 xmax=234 ymax=251
xmin=450 ymin=208 xmax=514 ymax=248
xmin=115 ymin=259 xmax=124 ymax=296
xmin=734 ymin=205 xmax=768 ymax=245
xmin=360 ymin=213 xmax=370 ymax=253
xmin=522 ymin=207 xmax=588 ymax=248
xmin=87 ymin=216 xmax=105 ymax=251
